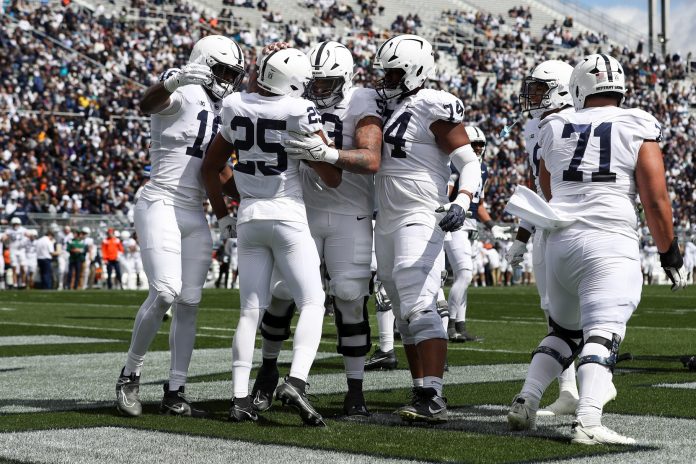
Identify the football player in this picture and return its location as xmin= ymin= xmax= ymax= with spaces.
xmin=506 ymin=60 xmax=619 ymax=417
xmin=444 ymin=126 xmax=510 ymax=343
xmin=507 ymin=54 xmax=687 ymax=444
xmin=372 ymin=34 xmax=481 ymax=424
xmin=202 ymin=48 xmax=341 ymax=426
xmin=248 ymin=40 xmax=383 ymax=417
xmin=3 ymin=218 xmax=27 ymax=289
xmin=115 ymin=35 xmax=245 ymax=418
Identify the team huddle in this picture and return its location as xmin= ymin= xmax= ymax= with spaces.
xmin=112 ymin=33 xmax=687 ymax=445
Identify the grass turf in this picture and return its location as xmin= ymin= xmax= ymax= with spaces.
xmin=0 ymin=285 xmax=694 ymax=463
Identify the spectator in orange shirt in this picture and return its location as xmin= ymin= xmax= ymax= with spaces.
xmin=102 ymin=228 xmax=124 ymax=289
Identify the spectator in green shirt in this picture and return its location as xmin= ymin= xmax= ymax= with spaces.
xmin=67 ymin=230 xmax=87 ymax=290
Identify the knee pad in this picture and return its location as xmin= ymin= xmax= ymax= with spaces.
xmin=330 ymin=277 xmax=369 ymax=302
xmin=531 ymin=317 xmax=584 ymax=370
xmin=334 ymin=296 xmax=371 ymax=357
xmin=408 ymin=309 xmax=447 ymax=345
xmin=577 ymin=330 xmax=621 ymax=372
xmin=260 ymin=301 xmax=296 ymax=341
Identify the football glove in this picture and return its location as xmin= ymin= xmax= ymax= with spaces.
xmin=659 ymin=237 xmax=687 ymax=292
xmin=436 ymin=194 xmax=471 ymax=232
xmin=505 ymin=239 xmax=527 ymax=269
xmin=163 ymin=63 xmax=212 ymax=92
xmin=283 ymin=132 xmax=339 ymax=164
xmin=218 ymin=215 xmax=237 ymax=241
xmin=491 ymin=225 xmax=512 ymax=240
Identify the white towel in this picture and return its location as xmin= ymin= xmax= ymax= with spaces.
xmin=505 ymin=186 xmax=576 ymax=230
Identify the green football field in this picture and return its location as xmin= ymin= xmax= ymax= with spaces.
xmin=0 ymin=286 xmax=694 ymax=463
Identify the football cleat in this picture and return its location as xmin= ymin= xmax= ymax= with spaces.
xmin=364 ymin=348 xmax=398 ymax=371
xmin=159 ymin=383 xmax=209 ymax=418
xmin=537 ymin=390 xmax=579 ymax=417
xmin=508 ymin=395 xmax=537 ymax=430
xmin=229 ymin=397 xmax=259 ymax=422
xmin=398 ymin=387 xmax=448 ymax=424
xmin=395 ymin=387 xmax=422 ymax=416
xmin=454 ymin=321 xmax=482 ymax=342
xmin=251 ymin=365 xmax=280 ymax=412
xmin=115 ymin=367 xmax=142 ymax=417
xmin=275 ymin=378 xmax=326 ymax=426
xmin=324 ymin=295 xmax=335 ymax=317
xmin=343 ymin=391 xmax=370 ymax=417
xmin=570 ymin=419 xmax=636 ymax=445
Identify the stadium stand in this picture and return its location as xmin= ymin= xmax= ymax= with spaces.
xmin=0 ymin=0 xmax=694 ymax=290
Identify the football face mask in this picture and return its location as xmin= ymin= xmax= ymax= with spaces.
xmin=306 ymin=77 xmax=345 ymax=108
xmin=209 ymin=61 xmax=245 ymax=99
xmin=519 ymin=77 xmax=555 ymax=115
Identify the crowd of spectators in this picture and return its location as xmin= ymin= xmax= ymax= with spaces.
xmin=1 ymin=0 xmax=695 ymax=238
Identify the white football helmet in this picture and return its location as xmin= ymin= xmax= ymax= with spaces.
xmin=256 ymin=48 xmax=312 ymax=97
xmin=189 ymin=35 xmax=245 ymax=99
xmin=519 ymin=60 xmax=573 ymax=118
xmin=10 ymin=217 xmax=21 ymax=226
xmin=306 ymin=41 xmax=354 ymax=108
xmin=121 ymin=230 xmax=131 ymax=240
xmin=81 ymin=227 xmax=91 ymax=235
xmin=570 ymin=54 xmax=626 ymax=111
xmin=465 ymin=126 xmax=487 ymax=159
xmin=373 ymin=34 xmax=435 ymax=99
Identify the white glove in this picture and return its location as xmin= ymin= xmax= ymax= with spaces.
xmin=663 ymin=265 xmax=687 ymax=292
xmin=491 ymin=225 xmax=512 ymax=240
xmin=218 ymin=215 xmax=237 ymax=240
xmin=163 ymin=63 xmax=212 ymax=92
xmin=505 ymin=239 xmax=527 ymax=269
xmin=283 ymin=132 xmax=339 ymax=164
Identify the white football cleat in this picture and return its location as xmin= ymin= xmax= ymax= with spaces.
xmin=570 ymin=419 xmax=636 ymax=445
xmin=508 ymin=395 xmax=537 ymax=430
xmin=537 ymin=390 xmax=579 ymax=417
xmin=604 ymin=381 xmax=617 ymax=404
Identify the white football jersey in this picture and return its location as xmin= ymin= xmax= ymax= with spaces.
xmin=376 ymin=89 xmax=465 ymax=233
xmin=301 ymin=87 xmax=380 ymax=216
xmin=23 ymin=237 xmax=36 ymax=256
xmin=6 ymin=226 xmax=27 ymax=249
xmin=539 ymin=106 xmax=662 ymax=238
xmin=141 ymin=78 xmax=223 ymax=210
xmin=220 ymin=92 xmax=323 ymax=225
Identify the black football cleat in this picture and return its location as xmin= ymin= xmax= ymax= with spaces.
xmin=251 ymin=364 xmax=280 ymax=412
xmin=364 ymin=348 xmax=398 ymax=371
xmin=275 ymin=378 xmax=325 ymax=426
xmin=159 ymin=383 xmax=209 ymax=418
xmin=398 ymin=387 xmax=448 ymax=424
xmin=229 ymin=396 xmax=259 ymax=422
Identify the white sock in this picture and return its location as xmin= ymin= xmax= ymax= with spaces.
xmin=232 ymin=308 xmax=261 ymax=398
xmin=344 ymin=356 xmax=365 ymax=380
xmin=423 ymin=376 xmax=443 ymax=396
xmin=519 ymin=336 xmax=572 ymax=409
xmin=169 ymin=302 xmax=198 ymax=391
xmin=450 ymin=269 xmax=472 ymax=322
xmin=558 ymin=362 xmax=579 ymax=396
xmin=576 ymin=342 xmax=613 ymax=427
xmin=124 ymin=289 xmax=170 ymax=376
xmin=288 ymin=304 xmax=323 ymax=382
xmin=413 ymin=377 xmax=424 ymax=388
xmin=376 ymin=310 xmax=395 ymax=352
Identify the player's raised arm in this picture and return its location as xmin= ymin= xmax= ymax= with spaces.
xmin=139 ymin=65 xmax=212 ymax=115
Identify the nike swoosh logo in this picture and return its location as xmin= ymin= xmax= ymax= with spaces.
xmin=428 ymin=405 xmax=444 ymax=414
xmin=357 ymin=216 xmax=367 ymax=221
xmin=163 ymin=404 xmax=185 ymax=414
xmin=119 ymin=391 xmax=134 ymax=408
